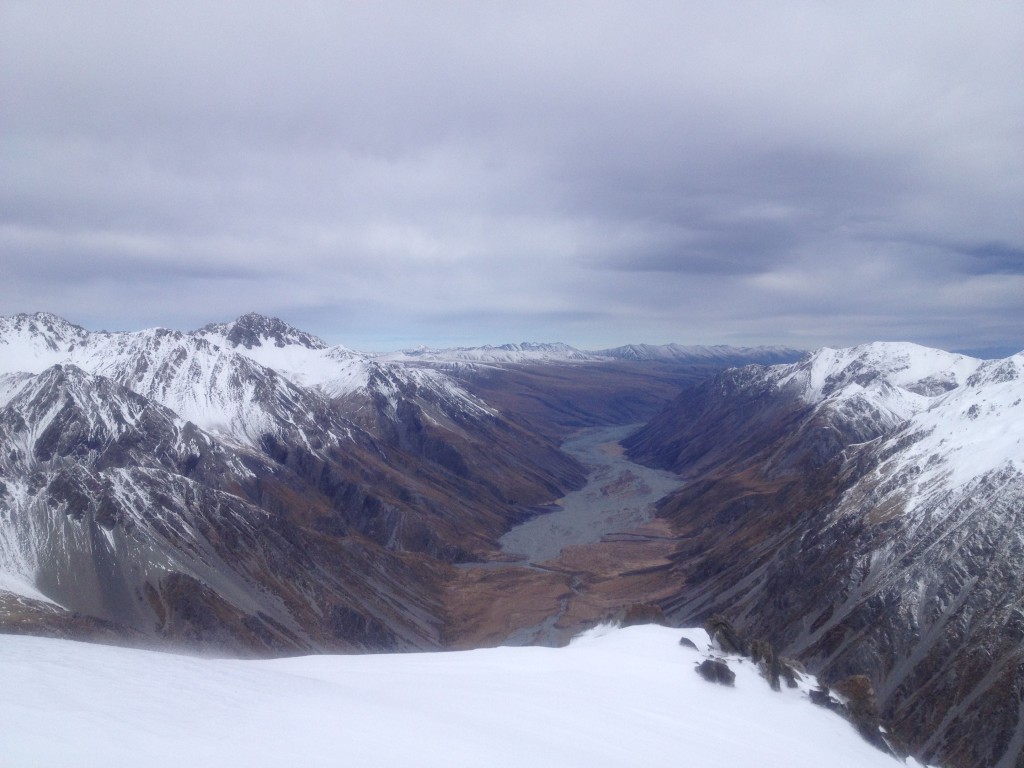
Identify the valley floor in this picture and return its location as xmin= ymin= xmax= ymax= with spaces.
xmin=499 ymin=424 xmax=684 ymax=563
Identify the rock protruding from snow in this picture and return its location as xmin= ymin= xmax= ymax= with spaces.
xmin=702 ymin=615 xmax=891 ymax=754
xmin=696 ymin=658 xmax=736 ymax=686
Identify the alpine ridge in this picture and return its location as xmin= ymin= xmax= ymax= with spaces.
xmin=623 ymin=341 xmax=1024 ymax=768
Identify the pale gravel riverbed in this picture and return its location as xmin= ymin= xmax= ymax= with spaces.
xmin=499 ymin=424 xmax=684 ymax=563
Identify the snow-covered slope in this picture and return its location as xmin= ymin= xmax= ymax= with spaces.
xmin=0 ymin=316 xmax=357 ymax=448
xmin=71 ymin=329 xmax=355 ymax=448
xmin=760 ymin=342 xmax=1023 ymax=497
xmin=0 ymin=313 xmax=493 ymax=452
xmin=0 ymin=624 xmax=914 ymax=768
xmin=764 ymin=342 xmax=987 ymax=466
xmin=195 ymin=314 xmax=499 ymax=419
xmin=775 ymin=341 xmax=980 ymax=412
xmin=195 ymin=314 xmax=372 ymax=395
xmin=861 ymin=351 xmax=1024 ymax=505
xmin=0 ymin=312 xmax=90 ymax=373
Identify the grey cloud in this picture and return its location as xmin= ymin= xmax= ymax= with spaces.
xmin=1 ymin=2 xmax=1022 ymax=352
xmin=593 ymin=217 xmax=803 ymax=275
xmin=960 ymin=242 xmax=1024 ymax=275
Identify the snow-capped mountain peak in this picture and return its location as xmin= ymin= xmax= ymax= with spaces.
xmin=196 ymin=313 xmax=329 ymax=351
xmin=781 ymin=342 xmax=981 ymax=400
xmin=0 ymin=311 xmax=89 ymax=340
xmin=0 ymin=312 xmax=91 ymax=374
xmin=193 ymin=314 xmax=371 ymax=394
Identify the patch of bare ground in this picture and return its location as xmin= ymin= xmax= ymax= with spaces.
xmin=551 ymin=519 xmax=678 ymax=578
xmin=0 ymin=591 xmax=149 ymax=647
xmin=597 ymin=440 xmax=626 ymax=458
xmin=442 ymin=565 xmax=573 ymax=649
xmin=549 ymin=524 xmax=682 ymax=633
xmin=443 ymin=518 xmax=684 ymax=648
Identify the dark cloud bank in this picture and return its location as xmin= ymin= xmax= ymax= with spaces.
xmin=1 ymin=2 xmax=1021 ymax=354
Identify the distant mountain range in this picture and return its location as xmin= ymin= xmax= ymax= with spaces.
xmin=381 ymin=340 xmax=804 ymax=365
xmin=2 ymin=311 xmax=1022 ymax=767
xmin=593 ymin=342 xmax=803 ymax=365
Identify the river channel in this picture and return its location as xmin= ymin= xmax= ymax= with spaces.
xmin=498 ymin=424 xmax=685 ymax=563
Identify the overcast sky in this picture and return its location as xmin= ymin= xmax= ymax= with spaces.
xmin=2 ymin=2 xmax=1022 ymax=354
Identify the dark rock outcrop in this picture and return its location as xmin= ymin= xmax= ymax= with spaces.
xmin=706 ymin=615 xmax=748 ymax=656
xmin=749 ymin=638 xmax=783 ymax=691
xmin=832 ymin=675 xmax=888 ymax=753
xmin=696 ymin=658 xmax=736 ymax=686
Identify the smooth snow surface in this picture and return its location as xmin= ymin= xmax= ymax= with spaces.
xmin=0 ymin=625 xmax=913 ymax=768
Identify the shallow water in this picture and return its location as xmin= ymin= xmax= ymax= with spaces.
xmin=498 ymin=424 xmax=684 ymax=563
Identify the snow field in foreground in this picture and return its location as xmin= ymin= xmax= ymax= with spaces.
xmin=0 ymin=624 xmax=918 ymax=768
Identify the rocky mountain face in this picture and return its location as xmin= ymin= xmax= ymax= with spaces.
xmin=0 ymin=313 xmax=597 ymax=652
xmin=0 ymin=364 xmax=446 ymax=652
xmin=624 ymin=343 xmax=1024 ymax=768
